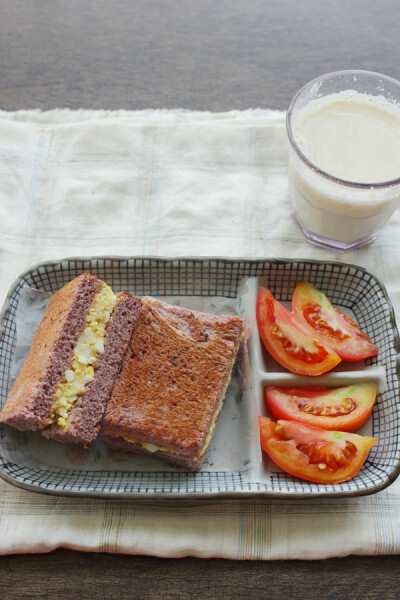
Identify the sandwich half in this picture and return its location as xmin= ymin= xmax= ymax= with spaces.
xmin=0 ymin=273 xmax=141 ymax=446
xmin=102 ymin=296 xmax=243 ymax=471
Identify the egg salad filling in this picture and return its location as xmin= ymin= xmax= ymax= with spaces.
xmin=50 ymin=284 xmax=117 ymax=427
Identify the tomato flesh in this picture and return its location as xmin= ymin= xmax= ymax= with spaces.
xmin=256 ymin=287 xmax=341 ymax=376
xmin=292 ymin=281 xmax=379 ymax=361
xmin=259 ymin=416 xmax=377 ymax=484
xmin=265 ymin=383 xmax=378 ymax=432
xmin=296 ymin=439 xmax=357 ymax=469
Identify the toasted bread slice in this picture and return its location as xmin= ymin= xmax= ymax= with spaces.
xmin=1 ymin=274 xmax=140 ymax=446
xmin=42 ymin=292 xmax=141 ymax=446
xmin=102 ymin=296 xmax=243 ymax=471
xmin=1 ymin=273 xmax=102 ymax=431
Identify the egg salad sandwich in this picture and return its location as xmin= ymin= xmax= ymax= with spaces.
xmin=102 ymin=296 xmax=243 ymax=471
xmin=0 ymin=273 xmax=141 ymax=446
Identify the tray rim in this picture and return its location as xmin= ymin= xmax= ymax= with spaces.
xmin=0 ymin=254 xmax=399 ymax=500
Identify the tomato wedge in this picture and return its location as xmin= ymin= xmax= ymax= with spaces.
xmin=265 ymin=384 xmax=378 ymax=432
xmin=292 ymin=281 xmax=379 ymax=361
xmin=256 ymin=287 xmax=341 ymax=376
xmin=259 ymin=416 xmax=377 ymax=484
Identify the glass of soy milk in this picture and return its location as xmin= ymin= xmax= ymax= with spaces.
xmin=286 ymin=70 xmax=400 ymax=251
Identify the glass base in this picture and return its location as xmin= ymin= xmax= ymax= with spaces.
xmin=292 ymin=211 xmax=378 ymax=252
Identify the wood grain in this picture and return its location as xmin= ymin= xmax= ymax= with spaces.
xmin=0 ymin=0 xmax=399 ymax=111
xmin=1 ymin=551 xmax=400 ymax=599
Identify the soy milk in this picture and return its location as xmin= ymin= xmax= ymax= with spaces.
xmin=288 ymin=91 xmax=400 ymax=248
xmin=295 ymin=93 xmax=400 ymax=183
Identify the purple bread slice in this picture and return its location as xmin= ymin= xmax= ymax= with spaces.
xmin=0 ymin=273 xmax=102 ymax=431
xmin=41 ymin=292 xmax=142 ymax=446
xmin=102 ymin=296 xmax=243 ymax=471
xmin=104 ymin=436 xmax=203 ymax=471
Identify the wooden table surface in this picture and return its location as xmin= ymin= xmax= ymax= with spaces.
xmin=1 ymin=1 xmax=400 ymax=598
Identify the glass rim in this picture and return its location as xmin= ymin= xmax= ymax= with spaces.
xmin=286 ymin=69 xmax=400 ymax=189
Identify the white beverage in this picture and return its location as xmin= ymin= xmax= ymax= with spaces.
xmin=294 ymin=93 xmax=400 ymax=184
xmin=288 ymin=89 xmax=400 ymax=248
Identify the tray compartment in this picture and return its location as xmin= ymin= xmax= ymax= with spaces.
xmin=0 ymin=257 xmax=399 ymax=498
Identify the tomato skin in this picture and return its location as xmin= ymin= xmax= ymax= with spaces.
xmin=265 ymin=384 xmax=378 ymax=432
xmin=256 ymin=287 xmax=341 ymax=376
xmin=259 ymin=416 xmax=377 ymax=484
xmin=292 ymin=281 xmax=379 ymax=362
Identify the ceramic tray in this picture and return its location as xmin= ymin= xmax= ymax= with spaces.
xmin=0 ymin=257 xmax=399 ymax=498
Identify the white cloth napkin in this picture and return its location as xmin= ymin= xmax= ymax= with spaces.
xmin=0 ymin=109 xmax=399 ymax=559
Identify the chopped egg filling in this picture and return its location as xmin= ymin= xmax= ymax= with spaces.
xmin=123 ymin=440 xmax=184 ymax=457
xmin=50 ymin=284 xmax=117 ymax=427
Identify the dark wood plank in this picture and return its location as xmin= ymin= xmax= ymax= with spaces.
xmin=1 ymin=550 xmax=400 ymax=599
xmin=0 ymin=0 xmax=399 ymax=111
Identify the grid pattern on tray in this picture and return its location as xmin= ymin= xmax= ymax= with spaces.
xmin=0 ymin=257 xmax=399 ymax=498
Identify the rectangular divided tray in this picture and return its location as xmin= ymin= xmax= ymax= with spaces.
xmin=0 ymin=257 xmax=399 ymax=498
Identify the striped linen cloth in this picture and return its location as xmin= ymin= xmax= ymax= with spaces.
xmin=0 ymin=109 xmax=399 ymax=559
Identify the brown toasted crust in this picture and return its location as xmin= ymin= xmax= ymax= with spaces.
xmin=41 ymin=292 xmax=142 ymax=446
xmin=102 ymin=296 xmax=243 ymax=461
xmin=0 ymin=273 xmax=102 ymax=431
xmin=103 ymin=434 xmax=203 ymax=472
